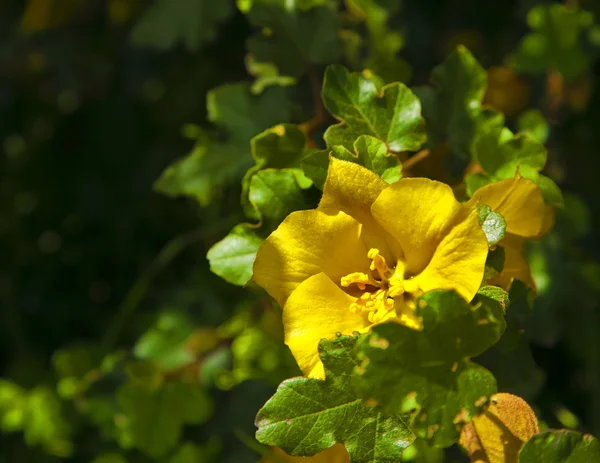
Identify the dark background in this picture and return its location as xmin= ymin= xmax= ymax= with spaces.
xmin=1 ymin=0 xmax=599 ymax=461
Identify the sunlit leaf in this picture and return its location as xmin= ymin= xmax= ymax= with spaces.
xmin=353 ymin=291 xmax=504 ymax=447
xmin=256 ymin=334 xmax=415 ymax=462
xmin=322 ymin=65 xmax=425 ymax=152
xmin=207 ymin=223 xmax=264 ymax=286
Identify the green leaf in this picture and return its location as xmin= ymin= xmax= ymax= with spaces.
xmin=242 ymin=124 xmax=308 ymax=219
xmin=465 ymin=173 xmax=492 ymax=198
xmin=301 ymin=135 xmax=402 ymax=189
xmin=511 ymin=4 xmax=596 ymax=82
xmin=401 ymin=438 xmax=444 ymax=462
xmin=256 ymin=334 xmax=415 ymax=462
xmin=518 ymin=109 xmax=550 ymax=144
xmin=300 ymin=148 xmax=331 ymax=190
xmin=476 ymin=322 xmax=545 ymax=401
xmin=133 ymin=311 xmax=196 ymax=371
xmin=92 ymin=454 xmax=128 ymax=463
xmin=239 ymin=0 xmax=336 ymax=14
xmin=322 ymin=64 xmax=426 ymax=152
xmin=207 ymin=224 xmax=264 ymax=286
xmin=473 ymin=128 xmax=547 ymax=179
xmin=155 ymin=84 xmax=291 ymax=206
xmin=248 ymin=168 xmax=313 ymax=230
xmin=117 ymin=381 xmax=213 ymax=458
xmin=348 ymin=0 xmax=411 ymax=84
xmin=0 ymin=380 xmax=27 ymax=432
xmin=348 ymin=135 xmax=403 ymax=183
xmin=483 ymin=247 xmax=506 ymax=282
xmin=476 ymin=205 xmax=506 ymax=246
xmin=23 ymin=387 xmax=73 ymax=457
xmin=247 ymin=5 xmax=342 ymax=78
xmin=532 ymin=174 xmax=564 ymax=207
xmin=478 ymin=285 xmax=510 ymax=312
xmin=353 ymin=290 xmax=504 ymax=447
xmin=414 ymin=45 xmax=487 ymax=159
xmin=246 ymin=55 xmax=296 ymax=94
xmin=170 ymin=440 xmax=221 ymax=463
xmin=228 ymin=326 xmax=300 ymax=386
xmin=52 ymin=345 xmax=99 ymax=379
xmin=130 ymin=0 xmax=232 ymax=52
xmin=518 ymin=430 xmax=600 ymax=462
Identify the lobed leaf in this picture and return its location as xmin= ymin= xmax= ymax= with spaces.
xmin=519 ymin=430 xmax=600 ymax=462
xmin=255 ymin=335 xmax=414 ymax=462
xmin=130 ymin=0 xmax=232 ymax=52
xmin=353 ymin=290 xmax=505 ymax=447
xmin=322 ymin=65 xmax=425 ymax=152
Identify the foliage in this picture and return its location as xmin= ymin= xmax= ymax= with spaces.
xmin=3 ymin=1 xmax=600 ymax=463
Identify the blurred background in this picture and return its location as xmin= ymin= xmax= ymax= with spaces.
xmin=1 ymin=0 xmax=600 ymax=462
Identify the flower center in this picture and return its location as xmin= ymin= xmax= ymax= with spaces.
xmin=340 ymin=248 xmax=409 ymax=324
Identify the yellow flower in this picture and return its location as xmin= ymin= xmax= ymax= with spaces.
xmin=253 ymin=158 xmax=489 ymax=379
xmin=260 ymin=444 xmax=349 ymax=463
xmin=467 ymin=174 xmax=554 ymax=289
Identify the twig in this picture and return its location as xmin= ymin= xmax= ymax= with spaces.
xmin=300 ymin=65 xmax=327 ymax=141
xmin=401 ymin=149 xmax=430 ymax=171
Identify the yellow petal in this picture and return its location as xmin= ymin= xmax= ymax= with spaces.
xmin=467 ymin=175 xmax=546 ymax=238
xmin=459 ymin=393 xmax=539 ymax=463
xmin=319 ymin=158 xmax=401 ymax=258
xmin=499 ymin=234 xmax=536 ymax=289
xmin=320 ymin=157 xmax=387 ymax=224
xmin=537 ymin=204 xmax=556 ymax=238
xmin=283 ymin=273 xmax=371 ymax=379
xmin=403 ymin=209 xmax=488 ymax=301
xmin=253 ymin=210 xmax=370 ymax=307
xmin=371 ymin=178 xmax=466 ymax=274
xmin=261 ymin=444 xmax=350 ymax=463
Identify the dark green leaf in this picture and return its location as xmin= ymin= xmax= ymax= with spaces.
xmin=246 ymin=55 xmax=296 ymax=94
xmin=532 ymin=174 xmax=564 ymax=207
xmin=155 ymin=85 xmax=291 ymax=206
xmin=414 ymin=46 xmax=487 ymax=159
xmin=247 ymin=5 xmax=341 ymax=77
xmin=465 ymin=173 xmax=492 ymax=198
xmin=207 ymin=224 xmax=264 ymax=286
xmin=133 ymin=311 xmax=196 ymax=371
xmin=350 ymin=0 xmax=411 ymax=84
xmin=518 ymin=109 xmax=550 ymax=144
xmin=478 ymin=285 xmax=510 ymax=312
xmin=353 ymin=290 xmax=504 ymax=446
xmin=242 ymin=124 xmax=308 ymax=218
xmin=248 ymin=168 xmax=313 ymax=230
xmin=483 ymin=247 xmax=506 ymax=282
xmin=322 ymin=64 xmax=426 ymax=152
xmin=256 ymin=334 xmax=414 ymax=462
xmin=117 ymin=381 xmax=213 ymax=458
xmin=130 ymin=0 xmax=232 ymax=52
xmin=91 ymin=454 xmax=128 ymax=463
xmin=401 ymin=438 xmax=444 ymax=462
xmin=519 ymin=430 xmax=600 ymax=462
xmin=300 ymin=149 xmax=331 ymax=190
xmin=476 ymin=321 xmax=545 ymax=401
xmin=511 ymin=5 xmax=595 ymax=82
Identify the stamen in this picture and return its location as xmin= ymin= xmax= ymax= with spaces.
xmin=367 ymin=248 xmax=389 ymax=281
xmin=341 ymin=272 xmax=370 ymax=290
